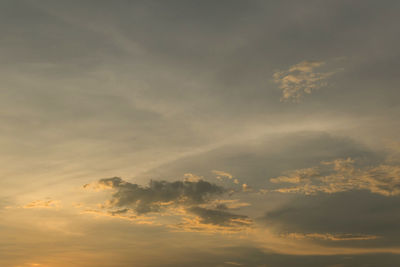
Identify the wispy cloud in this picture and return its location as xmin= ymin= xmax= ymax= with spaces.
xmin=281 ymin=232 xmax=379 ymax=241
xmin=170 ymin=210 xmax=252 ymax=233
xmin=23 ymin=199 xmax=60 ymax=209
xmin=81 ymin=208 xmax=158 ymax=225
xmin=224 ymin=262 xmax=243 ymax=266
xmin=273 ymin=60 xmax=336 ymax=102
xmin=188 ymin=206 xmax=251 ymax=227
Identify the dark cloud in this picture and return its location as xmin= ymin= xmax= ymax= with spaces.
xmin=94 ymin=177 xmax=225 ymax=214
xmin=84 ymin=177 xmax=254 ymax=231
xmin=188 ymin=207 xmax=251 ymax=227
xmin=160 ymin=246 xmax=400 ymax=267
xmin=261 ymin=191 xmax=400 ymax=247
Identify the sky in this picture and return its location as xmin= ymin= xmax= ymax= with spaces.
xmin=1 ymin=0 xmax=400 ymax=266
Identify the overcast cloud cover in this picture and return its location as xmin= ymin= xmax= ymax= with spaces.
xmin=1 ymin=0 xmax=400 ymax=266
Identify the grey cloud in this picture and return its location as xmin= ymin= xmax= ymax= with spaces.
xmin=188 ymin=207 xmax=251 ymax=227
xmin=160 ymin=246 xmax=400 ymax=267
xmin=95 ymin=177 xmax=225 ymax=214
xmin=262 ymin=191 xmax=400 ymax=247
xmin=109 ymin=208 xmax=129 ymax=215
xmin=85 ymin=177 xmax=254 ymax=231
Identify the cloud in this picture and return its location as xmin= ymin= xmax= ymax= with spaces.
xmin=141 ymin=131 xmax=380 ymax=191
xmin=188 ymin=207 xmax=251 ymax=227
xmin=212 ymin=170 xmax=248 ymax=189
xmin=170 ymin=213 xmax=251 ymax=234
xmin=224 ymin=261 xmax=243 ymax=266
xmin=208 ymin=199 xmax=251 ymax=210
xmin=87 ymin=177 xmax=225 ymax=213
xmin=241 ymin=183 xmax=250 ymax=192
xmin=281 ymin=232 xmax=379 ymax=241
xmin=273 ymin=60 xmax=336 ymax=102
xmin=23 ymin=199 xmax=60 ymax=209
xmin=183 ymin=173 xmax=203 ymax=182
xmin=160 ymin=245 xmax=400 ymax=267
xmin=81 ymin=208 xmax=157 ymax=225
xmin=83 ymin=177 xmax=251 ymax=232
xmin=269 ymin=158 xmax=400 ymax=196
xmin=270 ymin=168 xmax=319 ymax=184
xmin=262 ymin=189 xmax=400 ymax=247
xmin=213 ymin=170 xmax=234 ymax=179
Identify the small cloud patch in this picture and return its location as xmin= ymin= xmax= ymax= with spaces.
xmin=273 ymin=60 xmax=337 ymax=102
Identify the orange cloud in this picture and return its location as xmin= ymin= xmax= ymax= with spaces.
xmin=23 ymin=199 xmax=60 ymax=209
xmin=213 ymin=170 xmax=234 ymax=180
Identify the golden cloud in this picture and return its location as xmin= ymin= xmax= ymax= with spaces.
xmin=273 ymin=60 xmax=337 ymax=102
xmin=270 ymin=158 xmax=400 ymax=196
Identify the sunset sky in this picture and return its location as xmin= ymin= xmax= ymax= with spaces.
xmin=1 ymin=1 xmax=400 ymax=266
